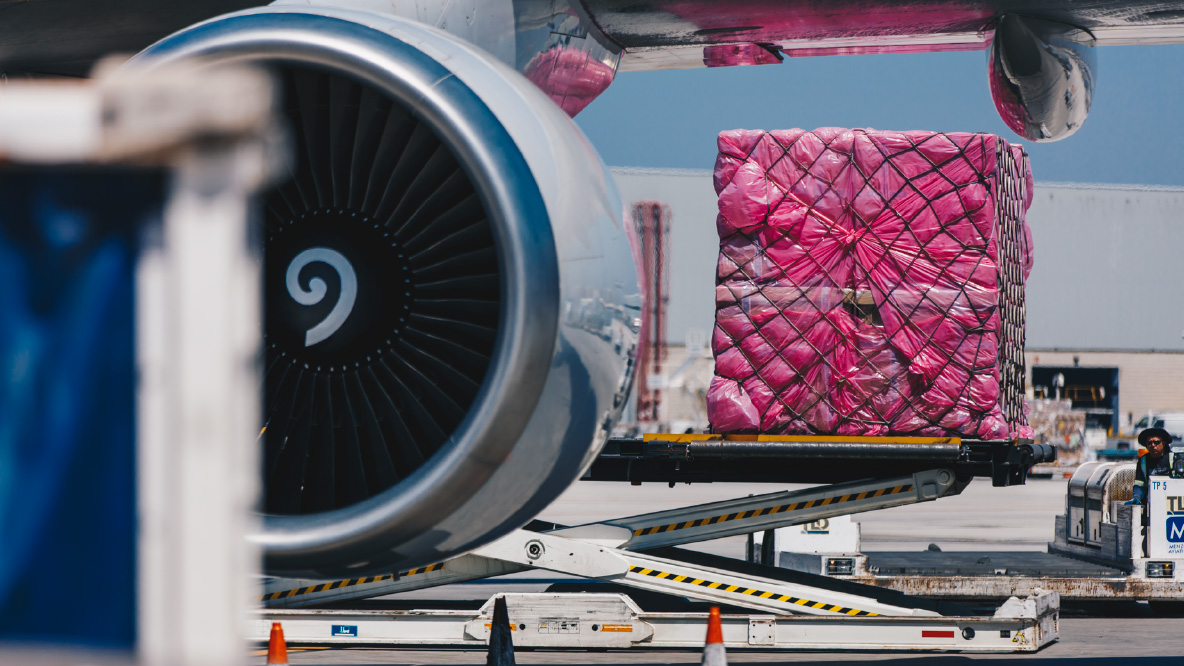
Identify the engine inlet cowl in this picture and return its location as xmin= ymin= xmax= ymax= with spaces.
xmin=138 ymin=6 xmax=639 ymax=577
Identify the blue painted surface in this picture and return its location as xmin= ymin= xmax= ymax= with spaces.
xmin=0 ymin=168 xmax=165 ymax=649
xmin=1167 ymin=516 xmax=1184 ymax=542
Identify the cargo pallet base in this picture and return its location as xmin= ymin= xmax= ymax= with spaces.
xmin=257 ymin=436 xmax=1059 ymax=653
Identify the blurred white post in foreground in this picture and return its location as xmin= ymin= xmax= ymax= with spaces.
xmin=0 ymin=61 xmax=284 ymax=665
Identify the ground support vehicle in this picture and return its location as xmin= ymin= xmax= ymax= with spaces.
xmin=254 ymin=436 xmax=1060 ymax=653
xmin=765 ymin=461 xmax=1184 ymax=611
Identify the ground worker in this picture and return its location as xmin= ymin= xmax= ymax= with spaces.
xmin=1128 ymin=427 xmax=1177 ymax=505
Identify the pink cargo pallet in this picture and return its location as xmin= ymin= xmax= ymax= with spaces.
xmin=708 ymin=128 xmax=1033 ymax=440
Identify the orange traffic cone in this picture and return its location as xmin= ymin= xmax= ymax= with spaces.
xmin=267 ymin=622 xmax=289 ymax=665
xmin=701 ymin=606 xmax=726 ymax=666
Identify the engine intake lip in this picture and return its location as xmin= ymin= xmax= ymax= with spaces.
xmin=139 ymin=10 xmax=560 ymax=575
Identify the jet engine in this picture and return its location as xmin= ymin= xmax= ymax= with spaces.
xmin=988 ymin=15 xmax=1096 ymax=142
xmin=138 ymin=6 xmax=639 ymax=577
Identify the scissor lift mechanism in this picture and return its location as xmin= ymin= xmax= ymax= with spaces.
xmin=254 ymin=436 xmax=1059 ymax=653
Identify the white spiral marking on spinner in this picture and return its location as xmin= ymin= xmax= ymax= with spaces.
xmin=286 ymin=247 xmax=358 ymax=347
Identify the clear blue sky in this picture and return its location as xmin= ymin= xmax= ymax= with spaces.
xmin=577 ymin=44 xmax=1184 ymax=186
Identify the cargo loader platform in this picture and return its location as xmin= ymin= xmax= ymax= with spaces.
xmin=751 ymin=461 xmax=1184 ymax=612
xmin=587 ymin=434 xmax=1056 ymax=487
xmin=791 ymin=546 xmax=1184 ymax=610
xmin=255 ymin=438 xmax=1061 ymax=653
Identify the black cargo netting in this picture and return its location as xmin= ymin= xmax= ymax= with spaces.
xmin=994 ymin=142 xmax=1031 ymax=438
xmin=707 ymin=128 xmax=1032 ymax=439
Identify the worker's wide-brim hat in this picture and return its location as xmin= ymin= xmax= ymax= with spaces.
xmin=1138 ymin=427 xmax=1174 ymax=446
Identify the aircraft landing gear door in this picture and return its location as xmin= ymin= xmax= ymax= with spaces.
xmin=1149 ymin=478 xmax=1184 ymax=558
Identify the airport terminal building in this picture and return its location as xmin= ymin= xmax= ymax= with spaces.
xmin=611 ymin=168 xmax=1184 ymax=435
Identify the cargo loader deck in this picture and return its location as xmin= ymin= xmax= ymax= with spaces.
xmin=851 ymin=550 xmax=1182 ymax=606
xmin=754 ymin=462 xmax=1184 ymax=612
xmin=587 ymin=434 xmax=1055 ymax=487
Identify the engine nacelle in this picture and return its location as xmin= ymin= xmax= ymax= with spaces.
xmin=988 ymin=15 xmax=1096 ymax=143
xmin=138 ymin=6 xmax=639 ymax=577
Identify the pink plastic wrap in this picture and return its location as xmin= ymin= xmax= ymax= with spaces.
xmin=708 ymin=128 xmax=1034 ymax=439
xmin=703 ymin=43 xmax=783 ymax=67
xmin=523 ymin=47 xmax=617 ymax=117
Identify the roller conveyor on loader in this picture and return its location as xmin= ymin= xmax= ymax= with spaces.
xmin=253 ymin=435 xmax=1060 ymax=653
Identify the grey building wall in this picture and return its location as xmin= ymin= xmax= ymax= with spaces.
xmin=1025 ymin=184 xmax=1184 ymax=351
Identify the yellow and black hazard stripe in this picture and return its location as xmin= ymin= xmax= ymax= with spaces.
xmin=627 ymin=565 xmax=877 ymax=616
xmin=260 ymin=563 xmax=445 ymax=602
xmin=631 ymin=484 xmax=914 ymax=537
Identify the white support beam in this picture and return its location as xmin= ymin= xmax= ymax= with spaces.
xmin=608 ymin=469 xmax=960 ymax=550
xmin=475 ymin=530 xmax=928 ymax=618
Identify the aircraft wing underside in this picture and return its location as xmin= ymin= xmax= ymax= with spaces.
xmin=2 ymin=0 xmax=1184 ymax=75
xmin=586 ymin=0 xmax=1184 ymax=70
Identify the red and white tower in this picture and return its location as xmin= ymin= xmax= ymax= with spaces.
xmin=631 ymin=201 xmax=670 ymax=425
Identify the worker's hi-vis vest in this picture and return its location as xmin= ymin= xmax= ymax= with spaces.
xmin=1134 ymin=450 xmax=1178 ymax=490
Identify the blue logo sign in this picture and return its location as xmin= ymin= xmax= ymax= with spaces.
xmin=331 ymin=625 xmax=358 ymax=637
xmin=1167 ymin=517 xmax=1184 ymax=543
